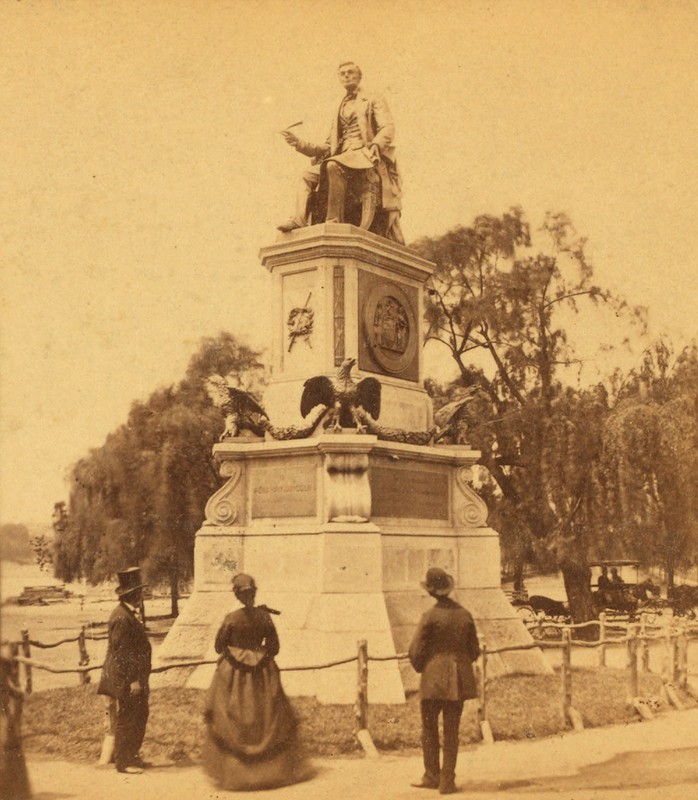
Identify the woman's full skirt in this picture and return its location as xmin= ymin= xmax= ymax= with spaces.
xmin=203 ymin=655 xmax=310 ymax=790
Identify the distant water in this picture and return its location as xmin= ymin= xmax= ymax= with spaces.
xmin=0 ymin=560 xmax=89 ymax=602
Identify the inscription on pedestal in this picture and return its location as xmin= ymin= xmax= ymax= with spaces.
xmin=251 ymin=460 xmax=317 ymax=518
xmin=371 ymin=466 xmax=449 ymax=520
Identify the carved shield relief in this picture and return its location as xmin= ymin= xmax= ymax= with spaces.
xmin=358 ymin=271 xmax=419 ymax=381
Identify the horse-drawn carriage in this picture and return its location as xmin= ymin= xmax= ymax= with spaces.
xmin=587 ymin=560 xmax=698 ymax=622
xmin=513 ymin=594 xmax=571 ymax=639
xmin=510 ymin=561 xmax=697 ymax=637
xmin=590 ymin=560 xmax=653 ymax=617
xmin=666 ymin=584 xmax=698 ymax=620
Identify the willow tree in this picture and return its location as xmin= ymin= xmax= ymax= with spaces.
xmin=599 ymin=342 xmax=698 ymax=587
xmin=413 ymin=208 xmax=640 ymax=621
xmin=57 ymin=331 xmax=265 ymax=610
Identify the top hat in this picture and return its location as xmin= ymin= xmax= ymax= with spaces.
xmin=421 ymin=567 xmax=454 ymax=597
xmin=115 ymin=567 xmax=147 ymax=597
xmin=232 ymin=573 xmax=256 ymax=593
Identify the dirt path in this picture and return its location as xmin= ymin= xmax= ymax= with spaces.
xmin=24 ymin=708 xmax=698 ymax=800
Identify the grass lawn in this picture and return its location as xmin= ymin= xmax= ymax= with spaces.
xmin=22 ymin=666 xmax=694 ymax=765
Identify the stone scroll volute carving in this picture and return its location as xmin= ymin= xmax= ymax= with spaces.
xmin=454 ymin=466 xmax=488 ymax=527
xmin=205 ymin=462 xmax=243 ymax=526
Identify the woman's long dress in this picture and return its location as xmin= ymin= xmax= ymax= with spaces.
xmin=203 ymin=605 xmax=310 ymax=790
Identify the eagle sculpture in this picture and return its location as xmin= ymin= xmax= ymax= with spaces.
xmin=352 ymin=385 xmax=482 ymax=445
xmin=205 ymin=374 xmax=269 ymax=440
xmin=300 ymin=358 xmax=381 ymax=433
xmin=432 ymin=386 xmax=481 ymax=442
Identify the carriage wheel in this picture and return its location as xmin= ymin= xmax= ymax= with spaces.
xmin=639 ymin=610 xmax=657 ymax=625
xmin=516 ymin=605 xmax=536 ymax=623
xmin=542 ymin=623 xmax=563 ymax=640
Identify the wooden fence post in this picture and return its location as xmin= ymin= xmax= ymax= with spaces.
xmin=353 ymin=640 xmax=378 ymax=758
xmin=626 ymin=625 xmax=638 ymax=704
xmin=1 ymin=643 xmax=31 ymax=799
xmin=639 ymin=617 xmax=650 ymax=673
xmin=561 ymin=628 xmax=584 ymax=731
xmin=663 ymin=627 xmax=674 ymax=682
xmin=597 ymin=612 xmax=606 ymax=667
xmin=678 ymin=621 xmax=688 ymax=690
xmin=478 ymin=638 xmax=493 ymax=744
xmin=78 ymin=625 xmax=90 ymax=685
xmin=8 ymin=642 xmax=21 ymax=684
xmin=355 ymin=639 xmax=368 ymax=731
xmin=672 ymin=626 xmax=681 ymax=685
xmin=561 ymin=628 xmax=572 ymax=725
xmin=479 ymin=639 xmax=487 ymax=720
xmin=20 ymin=630 xmax=32 ymax=695
xmin=662 ymin=627 xmax=685 ymax=710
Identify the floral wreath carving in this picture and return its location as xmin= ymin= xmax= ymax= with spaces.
xmin=287 ymin=291 xmax=314 ymax=352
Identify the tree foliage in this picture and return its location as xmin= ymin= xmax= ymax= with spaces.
xmin=55 ymin=332 xmax=265 ymax=612
xmin=598 ymin=342 xmax=698 ymax=586
xmin=0 ymin=523 xmax=34 ymax=564
xmin=413 ymin=208 xmax=644 ymax=620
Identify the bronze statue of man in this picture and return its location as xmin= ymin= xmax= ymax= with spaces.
xmin=278 ymin=61 xmax=404 ymax=243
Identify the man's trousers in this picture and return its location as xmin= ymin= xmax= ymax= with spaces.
xmin=420 ymin=699 xmax=464 ymax=789
xmin=114 ymin=691 xmax=149 ymax=770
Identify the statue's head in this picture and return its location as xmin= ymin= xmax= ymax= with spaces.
xmin=337 ymin=61 xmax=362 ymax=93
xmin=338 ymin=357 xmax=357 ymax=378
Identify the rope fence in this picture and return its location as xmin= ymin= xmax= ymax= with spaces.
xmin=5 ymin=614 xmax=698 ymax=756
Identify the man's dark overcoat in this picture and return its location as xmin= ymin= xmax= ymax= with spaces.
xmin=98 ymin=601 xmax=152 ymax=698
xmin=408 ymin=597 xmax=480 ymax=700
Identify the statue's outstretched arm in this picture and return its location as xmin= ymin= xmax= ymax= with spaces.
xmin=282 ymin=127 xmax=330 ymax=161
xmin=294 ymin=136 xmax=330 ymax=161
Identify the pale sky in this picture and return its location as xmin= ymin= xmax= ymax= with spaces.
xmin=1 ymin=0 xmax=697 ymax=524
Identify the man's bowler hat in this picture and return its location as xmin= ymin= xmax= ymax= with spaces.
xmin=115 ymin=567 xmax=147 ymax=597
xmin=421 ymin=567 xmax=454 ymax=597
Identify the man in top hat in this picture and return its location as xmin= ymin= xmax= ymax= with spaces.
xmin=98 ymin=567 xmax=152 ymax=774
xmin=408 ymin=568 xmax=480 ymax=795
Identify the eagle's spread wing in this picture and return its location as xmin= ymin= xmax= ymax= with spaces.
xmin=433 ymin=388 xmax=479 ymax=429
xmin=205 ymin=375 xmax=233 ymax=410
xmin=205 ymin=375 xmax=268 ymax=418
xmin=356 ymin=377 xmax=381 ymax=420
xmin=231 ymin=387 xmax=268 ymax=419
xmin=300 ymin=375 xmax=335 ymax=418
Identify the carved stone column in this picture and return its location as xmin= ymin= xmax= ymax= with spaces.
xmin=323 ymin=452 xmax=370 ymax=522
xmin=319 ymin=439 xmax=374 ymax=522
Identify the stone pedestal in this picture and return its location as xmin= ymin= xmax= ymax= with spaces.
xmin=259 ymin=223 xmax=433 ymax=430
xmin=155 ymin=225 xmax=550 ymax=702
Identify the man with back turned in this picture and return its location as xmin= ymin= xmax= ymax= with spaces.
xmin=408 ymin=568 xmax=480 ymax=794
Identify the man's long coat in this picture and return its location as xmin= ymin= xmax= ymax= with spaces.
xmin=98 ymin=601 xmax=152 ymax=698
xmin=408 ymin=597 xmax=481 ymax=701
